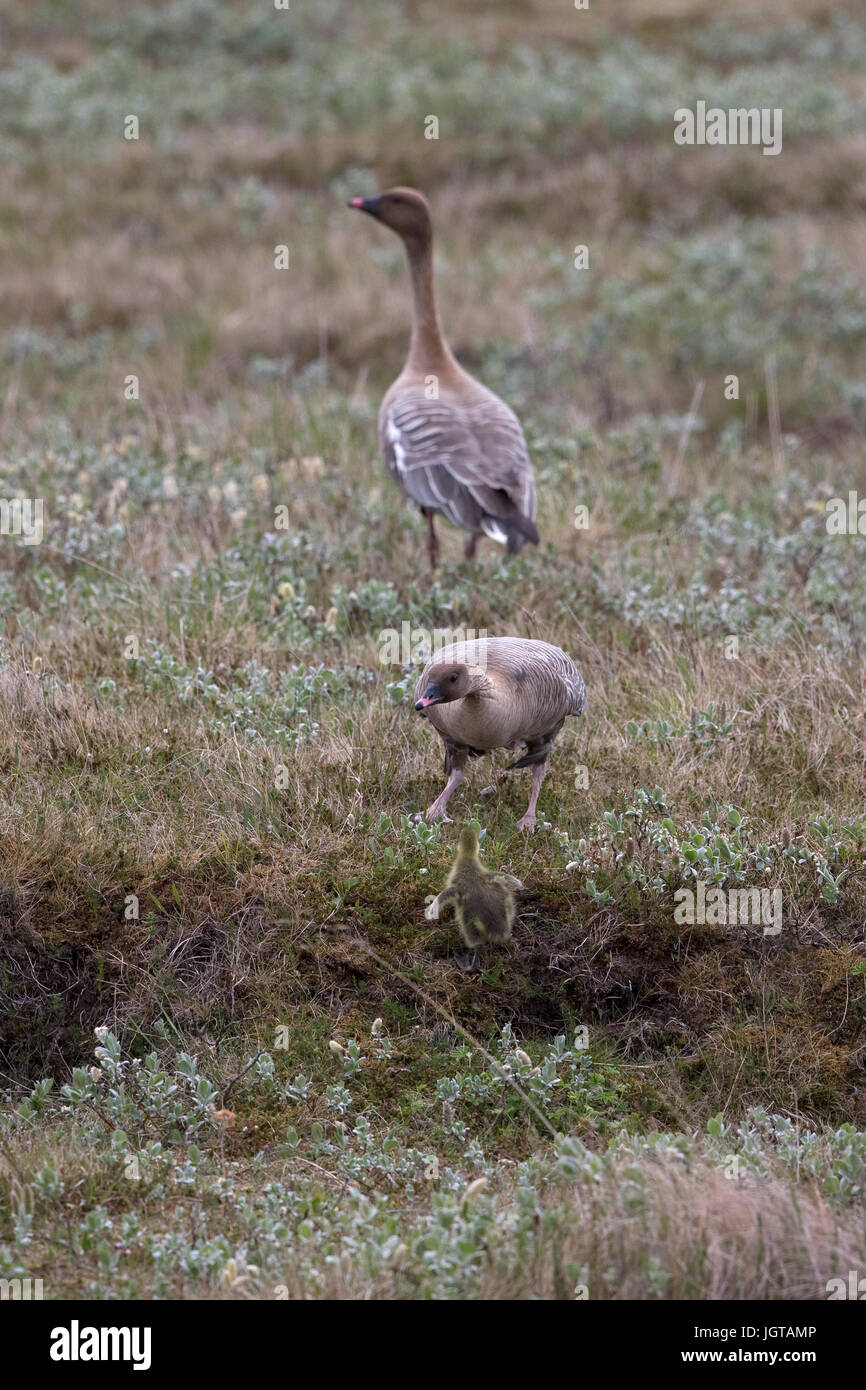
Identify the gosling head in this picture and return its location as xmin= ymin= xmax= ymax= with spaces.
xmin=414 ymin=662 xmax=472 ymax=712
xmin=348 ymin=187 xmax=432 ymax=249
xmin=457 ymin=826 xmax=479 ymax=859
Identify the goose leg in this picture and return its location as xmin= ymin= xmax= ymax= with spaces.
xmin=425 ymin=767 xmax=465 ymax=822
xmin=422 ymin=508 xmax=439 ymax=569
xmin=454 ymin=949 xmax=480 ymax=973
xmin=517 ymin=761 xmax=547 ymax=831
xmin=464 ymin=533 xmax=478 ymax=560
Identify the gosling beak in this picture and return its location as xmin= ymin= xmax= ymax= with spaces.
xmin=414 ymin=685 xmax=442 ymax=712
xmin=348 ymin=196 xmax=381 ymax=217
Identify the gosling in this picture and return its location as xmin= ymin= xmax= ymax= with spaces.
xmin=425 ymin=827 xmax=523 ymax=971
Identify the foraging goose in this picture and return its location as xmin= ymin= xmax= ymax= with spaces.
xmin=413 ymin=636 xmax=586 ymax=830
xmin=348 ymin=187 xmax=538 ymax=567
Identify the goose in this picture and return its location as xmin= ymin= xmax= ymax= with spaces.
xmin=348 ymin=187 xmax=538 ymax=567
xmin=413 ymin=636 xmax=586 ymax=830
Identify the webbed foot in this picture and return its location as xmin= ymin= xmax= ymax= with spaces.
xmin=454 ymin=950 xmax=480 ymax=973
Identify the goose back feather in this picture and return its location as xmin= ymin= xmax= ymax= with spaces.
xmin=380 ymin=379 xmax=537 ymax=552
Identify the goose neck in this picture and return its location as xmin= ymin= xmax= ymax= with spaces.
xmin=406 ymin=235 xmax=453 ymax=374
xmin=466 ymin=667 xmax=495 ymax=699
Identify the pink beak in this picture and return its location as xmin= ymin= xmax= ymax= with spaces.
xmin=349 ymin=197 xmax=365 ymax=208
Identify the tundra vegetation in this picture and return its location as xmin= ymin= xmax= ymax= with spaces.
xmin=1 ymin=0 xmax=865 ymax=1299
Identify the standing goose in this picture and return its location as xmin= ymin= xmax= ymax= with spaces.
xmin=413 ymin=636 xmax=586 ymax=830
xmin=348 ymin=187 xmax=538 ymax=566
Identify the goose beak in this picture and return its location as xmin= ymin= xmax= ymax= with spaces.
xmin=414 ymin=685 xmax=442 ymax=712
xmin=348 ymin=196 xmax=381 ymax=217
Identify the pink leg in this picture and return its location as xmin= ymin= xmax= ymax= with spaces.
xmin=516 ymin=763 xmax=547 ymax=831
xmin=425 ymin=768 xmax=465 ymax=822
xmin=424 ymin=510 xmax=440 ymax=569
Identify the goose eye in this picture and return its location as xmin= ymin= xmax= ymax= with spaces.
xmin=450 ymin=674 xmax=457 ymax=682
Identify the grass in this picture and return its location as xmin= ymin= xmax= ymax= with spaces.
xmin=1 ymin=0 xmax=866 ymax=1299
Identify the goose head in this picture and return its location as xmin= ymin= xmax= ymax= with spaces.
xmin=414 ymin=661 xmax=473 ymax=711
xmin=348 ymin=187 xmax=432 ymax=248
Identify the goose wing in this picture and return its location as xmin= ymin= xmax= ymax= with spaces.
xmin=549 ymin=651 xmax=586 ymax=718
xmin=484 ymin=638 xmax=587 ymax=722
xmin=379 ymin=387 xmax=537 ymax=548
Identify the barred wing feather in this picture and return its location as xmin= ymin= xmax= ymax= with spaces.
xmin=379 ymin=389 xmax=537 ymax=550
